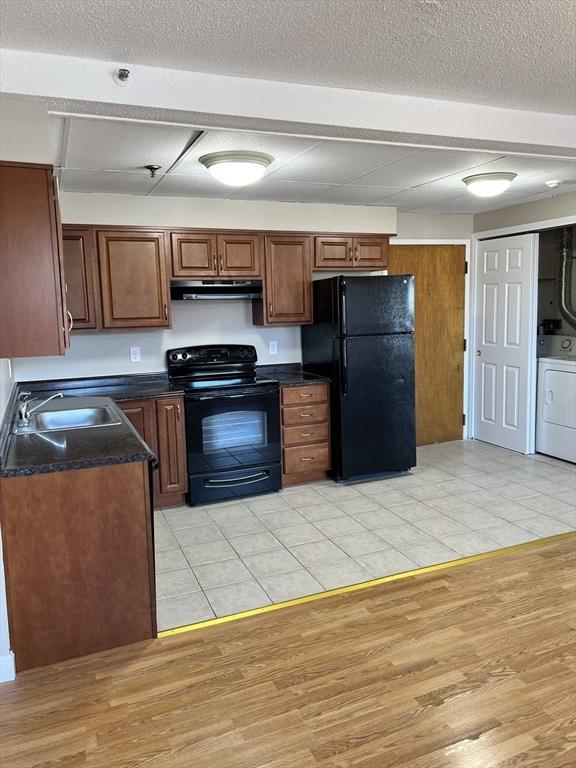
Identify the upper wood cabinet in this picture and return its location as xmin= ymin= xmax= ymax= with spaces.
xmin=97 ymin=230 xmax=171 ymax=329
xmin=171 ymin=231 xmax=262 ymax=278
xmin=0 ymin=162 xmax=69 ymax=358
xmin=62 ymin=228 xmax=100 ymax=330
xmin=253 ymin=235 xmax=312 ymax=326
xmin=314 ymin=235 xmax=389 ymax=270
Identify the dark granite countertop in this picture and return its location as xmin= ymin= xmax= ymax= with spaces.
xmin=0 ymin=396 xmax=156 ymax=478
xmin=256 ymin=364 xmax=331 ymax=387
xmin=19 ymin=373 xmax=183 ymax=402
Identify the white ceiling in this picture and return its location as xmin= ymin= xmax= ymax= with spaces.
xmin=1 ymin=0 xmax=575 ymax=115
xmin=51 ymin=116 xmax=576 ymax=214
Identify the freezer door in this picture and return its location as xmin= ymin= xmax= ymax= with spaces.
xmin=340 ymin=275 xmax=414 ymax=336
xmin=335 ymin=333 xmax=416 ymax=479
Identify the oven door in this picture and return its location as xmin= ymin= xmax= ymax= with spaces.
xmin=185 ymin=385 xmax=281 ymax=504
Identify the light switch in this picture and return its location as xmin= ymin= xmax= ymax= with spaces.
xmin=130 ymin=346 xmax=141 ymax=363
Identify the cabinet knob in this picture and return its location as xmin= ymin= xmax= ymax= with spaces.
xmin=67 ymin=310 xmax=74 ymax=332
xmin=176 ymin=403 xmax=181 ymax=419
xmin=213 ymin=254 xmax=217 ymax=271
xmin=476 ymin=350 xmax=481 ymax=357
xmin=354 ymin=246 xmax=359 ymax=262
xmin=300 ymin=457 xmax=313 ymax=462
xmin=268 ymin=302 xmax=273 ymax=316
xmin=300 ymin=432 xmax=314 ymax=437
xmin=163 ymin=304 xmax=168 ymax=320
xmin=219 ymin=254 xmax=224 ymax=270
xmin=299 ymin=392 xmax=313 ymax=398
xmin=348 ymin=247 xmax=353 ymax=262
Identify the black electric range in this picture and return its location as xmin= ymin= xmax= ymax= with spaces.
xmin=167 ymin=344 xmax=281 ymax=505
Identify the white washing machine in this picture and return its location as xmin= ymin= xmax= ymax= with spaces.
xmin=536 ymin=355 xmax=576 ymax=463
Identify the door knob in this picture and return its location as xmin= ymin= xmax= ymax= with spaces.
xmin=476 ymin=350 xmax=481 ymax=356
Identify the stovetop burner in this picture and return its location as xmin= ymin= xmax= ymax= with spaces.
xmin=166 ymin=344 xmax=275 ymax=391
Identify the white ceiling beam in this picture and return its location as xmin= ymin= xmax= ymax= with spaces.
xmin=1 ymin=49 xmax=575 ymax=156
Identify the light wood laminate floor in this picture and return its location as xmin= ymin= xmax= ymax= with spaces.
xmin=1 ymin=536 xmax=575 ymax=768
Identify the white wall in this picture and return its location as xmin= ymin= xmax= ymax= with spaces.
xmin=396 ymin=212 xmax=473 ymax=239
xmin=473 ymin=192 xmax=576 ymax=232
xmin=15 ymin=303 xmax=302 ymax=381
xmin=14 ymin=192 xmax=397 ymax=381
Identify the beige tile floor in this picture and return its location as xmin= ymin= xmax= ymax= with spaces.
xmin=154 ymin=440 xmax=576 ymax=631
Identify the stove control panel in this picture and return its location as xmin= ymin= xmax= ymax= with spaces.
xmin=167 ymin=344 xmax=257 ymax=367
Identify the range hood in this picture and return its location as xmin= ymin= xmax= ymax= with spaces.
xmin=170 ymin=280 xmax=262 ymax=301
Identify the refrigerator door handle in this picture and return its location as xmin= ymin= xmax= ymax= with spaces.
xmin=340 ymin=338 xmax=349 ymax=396
xmin=339 ymin=281 xmax=347 ymax=335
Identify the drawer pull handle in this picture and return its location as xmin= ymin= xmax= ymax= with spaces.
xmin=299 ymin=393 xmax=313 ymax=398
xmin=300 ymin=457 xmax=314 ymax=462
xmin=300 ymin=432 xmax=314 ymax=437
xmin=299 ymin=412 xmax=314 ymax=417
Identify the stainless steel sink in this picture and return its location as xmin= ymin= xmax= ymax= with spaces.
xmin=15 ymin=405 xmax=121 ymax=433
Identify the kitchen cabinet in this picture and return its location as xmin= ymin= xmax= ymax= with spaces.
xmin=171 ymin=230 xmax=262 ymax=278
xmin=0 ymin=162 xmax=69 ymax=358
xmin=97 ymin=230 xmax=171 ymax=328
xmin=62 ymin=227 xmax=100 ymax=330
xmin=0 ymin=461 xmax=155 ymax=671
xmin=253 ymin=235 xmax=313 ymax=325
xmin=314 ymin=235 xmax=388 ymax=270
xmin=281 ymin=383 xmax=331 ymax=486
xmin=119 ymin=395 xmax=187 ymax=508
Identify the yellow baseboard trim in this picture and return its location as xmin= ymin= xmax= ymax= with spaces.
xmin=157 ymin=531 xmax=576 ymax=638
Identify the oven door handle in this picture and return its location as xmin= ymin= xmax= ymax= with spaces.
xmin=204 ymin=471 xmax=270 ymax=488
xmin=197 ymin=393 xmax=250 ymax=400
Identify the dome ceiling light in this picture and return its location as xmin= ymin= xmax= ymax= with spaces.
xmin=199 ymin=151 xmax=274 ymax=187
xmin=462 ymin=172 xmax=517 ymax=197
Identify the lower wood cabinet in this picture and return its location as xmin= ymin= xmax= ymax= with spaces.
xmin=281 ymin=383 xmax=331 ymax=486
xmin=253 ymin=235 xmax=313 ymax=326
xmin=119 ymin=395 xmax=187 ymax=508
xmin=0 ymin=461 xmax=155 ymax=671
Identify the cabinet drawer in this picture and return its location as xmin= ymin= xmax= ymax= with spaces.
xmin=281 ymin=383 xmax=328 ymax=406
xmin=283 ymin=444 xmax=330 ymax=475
xmin=283 ymin=423 xmax=329 ymax=446
xmin=282 ymin=402 xmax=329 ymax=426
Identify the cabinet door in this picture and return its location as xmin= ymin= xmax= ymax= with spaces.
xmin=119 ymin=399 xmax=157 ymax=453
xmin=0 ymin=163 xmax=67 ymax=358
xmin=171 ymin=231 xmax=218 ymax=277
xmin=314 ymin=236 xmax=354 ymax=269
xmin=156 ymin=397 xmax=187 ymax=495
xmin=352 ymin=236 xmax=388 ymax=269
xmin=98 ymin=230 xmax=170 ymax=328
xmin=62 ymin=227 xmax=100 ymax=330
xmin=217 ymin=233 xmax=262 ymax=277
xmin=257 ymin=235 xmax=312 ymax=325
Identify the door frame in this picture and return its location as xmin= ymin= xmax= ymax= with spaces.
xmin=471 ymin=214 xmax=576 ymax=454
xmin=389 ymin=238 xmax=472 ymax=440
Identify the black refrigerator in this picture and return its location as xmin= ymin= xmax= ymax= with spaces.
xmin=301 ymin=275 xmax=416 ymax=481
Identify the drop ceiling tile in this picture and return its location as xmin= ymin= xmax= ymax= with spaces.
xmin=406 ymin=192 xmax=530 ymax=214
xmin=305 ymin=185 xmax=403 ymax=205
xmin=352 ymin=149 xmax=502 ymax=188
xmin=267 ymin=141 xmax=419 ymax=184
xmin=65 ymin=117 xmax=198 ymax=173
xmin=61 ymin=169 xmax=158 ymax=195
xmin=150 ymin=174 xmax=233 ymax=198
xmin=228 ymin=180 xmax=335 ymax=202
xmin=376 ymin=186 xmax=465 ymax=209
xmin=48 ymin=116 xmax=66 ymax=167
xmin=173 ymin=130 xmax=319 ymax=177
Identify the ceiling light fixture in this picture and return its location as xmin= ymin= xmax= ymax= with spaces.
xmin=462 ymin=172 xmax=517 ymax=197
xmin=199 ymin=151 xmax=274 ymax=187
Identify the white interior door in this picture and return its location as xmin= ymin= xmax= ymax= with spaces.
xmin=473 ymin=234 xmax=538 ymax=452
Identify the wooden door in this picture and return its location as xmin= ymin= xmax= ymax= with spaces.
xmin=314 ymin=236 xmax=353 ymax=269
xmin=62 ymin=227 xmax=100 ymax=330
xmin=353 ymin=236 xmax=388 ymax=269
xmin=171 ymin=231 xmax=217 ymax=277
xmin=155 ymin=397 xmax=187 ymax=495
xmin=0 ymin=163 xmax=67 ymax=358
xmin=217 ymin=233 xmax=261 ymax=277
xmin=255 ymin=235 xmax=312 ymax=325
xmin=388 ymin=244 xmax=466 ymax=445
xmin=98 ymin=230 xmax=170 ymax=328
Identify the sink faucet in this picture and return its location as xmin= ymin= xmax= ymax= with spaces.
xmin=17 ymin=392 xmax=63 ymax=428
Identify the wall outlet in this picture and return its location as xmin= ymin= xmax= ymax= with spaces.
xmin=129 ymin=346 xmax=141 ymax=363
xmin=268 ymin=340 xmax=278 ymax=355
